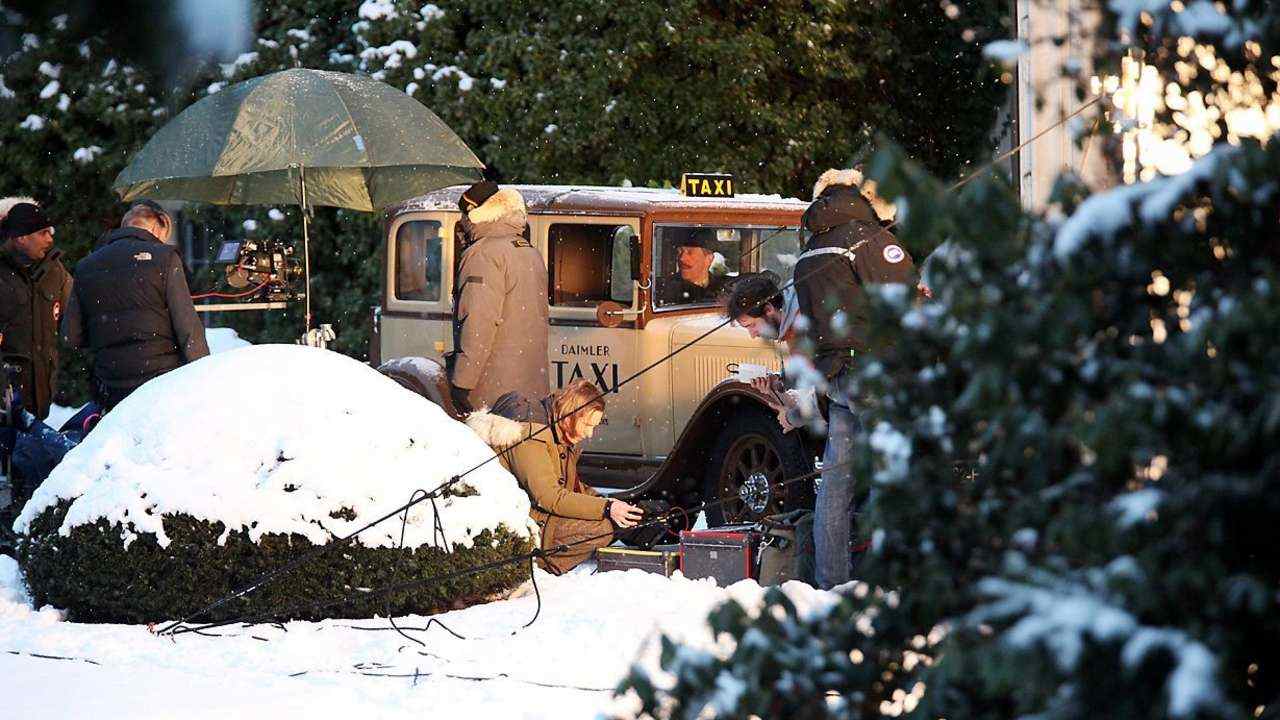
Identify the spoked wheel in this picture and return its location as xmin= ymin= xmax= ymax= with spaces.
xmin=704 ymin=409 xmax=813 ymax=526
xmin=715 ymin=435 xmax=783 ymax=523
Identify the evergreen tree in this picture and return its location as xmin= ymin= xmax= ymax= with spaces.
xmin=0 ymin=12 xmax=168 ymax=401
xmin=350 ymin=0 xmax=1007 ymax=194
xmin=614 ymin=2 xmax=1280 ymax=718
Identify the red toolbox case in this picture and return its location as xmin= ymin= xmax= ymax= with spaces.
xmin=679 ymin=527 xmax=760 ymax=585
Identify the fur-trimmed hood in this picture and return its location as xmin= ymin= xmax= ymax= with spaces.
xmin=812 ymin=168 xmax=864 ymax=200
xmin=467 ymin=187 xmax=527 ymax=225
xmin=0 ymin=196 xmax=37 ymax=223
xmin=466 ymin=410 xmax=541 ymax=451
xmin=811 ymin=168 xmax=897 ymax=222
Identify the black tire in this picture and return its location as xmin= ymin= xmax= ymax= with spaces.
xmin=703 ymin=409 xmax=813 ymax=527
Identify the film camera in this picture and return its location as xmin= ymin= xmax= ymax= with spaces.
xmin=214 ymin=238 xmax=305 ymax=303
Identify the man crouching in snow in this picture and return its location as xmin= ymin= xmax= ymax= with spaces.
xmin=467 ymin=379 xmax=644 ymax=574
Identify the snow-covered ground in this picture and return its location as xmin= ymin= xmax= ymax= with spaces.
xmin=1 ymin=554 xmax=840 ymax=719
xmin=42 ymin=403 xmax=81 ymax=431
xmin=205 ymin=326 xmax=252 ymax=354
xmin=4 ymin=335 xmax=842 ymax=717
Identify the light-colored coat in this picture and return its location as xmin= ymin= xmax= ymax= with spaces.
xmin=450 ymin=188 xmax=550 ymax=410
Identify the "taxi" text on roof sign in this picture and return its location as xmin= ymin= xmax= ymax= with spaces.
xmin=680 ymin=173 xmax=735 ymax=198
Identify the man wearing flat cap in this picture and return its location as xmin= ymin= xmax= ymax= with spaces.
xmin=0 ymin=198 xmax=72 ymax=421
xmin=658 ymin=227 xmax=731 ymax=306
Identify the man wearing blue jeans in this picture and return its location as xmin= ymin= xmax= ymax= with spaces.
xmin=814 ymin=379 xmax=863 ymax=588
xmin=792 ymin=168 xmax=919 ymax=588
xmin=725 ymin=268 xmax=905 ymax=589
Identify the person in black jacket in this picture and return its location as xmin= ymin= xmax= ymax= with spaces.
xmin=793 ymin=170 xmax=917 ymax=374
xmin=62 ymin=202 xmax=209 ymax=410
xmin=792 ymin=168 xmax=918 ymax=589
xmin=0 ymin=199 xmax=73 ymax=421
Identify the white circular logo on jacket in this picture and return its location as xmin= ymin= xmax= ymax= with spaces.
xmin=883 ymin=244 xmax=905 ymax=264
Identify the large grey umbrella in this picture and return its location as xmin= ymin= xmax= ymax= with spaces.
xmin=113 ymin=68 xmax=484 ymax=330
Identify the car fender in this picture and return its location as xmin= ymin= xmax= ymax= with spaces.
xmin=616 ymin=381 xmax=817 ymax=509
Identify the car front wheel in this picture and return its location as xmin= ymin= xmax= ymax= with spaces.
xmin=702 ymin=409 xmax=813 ymax=526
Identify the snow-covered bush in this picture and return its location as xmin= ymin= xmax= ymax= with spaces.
xmin=13 ymin=345 xmax=534 ymax=623
xmin=618 ymin=132 xmax=1280 ymax=720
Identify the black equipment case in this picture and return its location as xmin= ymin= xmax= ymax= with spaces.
xmin=596 ymin=544 xmax=681 ymax=577
xmin=756 ymin=510 xmax=816 ymax=586
xmin=679 ymin=527 xmax=761 ymax=585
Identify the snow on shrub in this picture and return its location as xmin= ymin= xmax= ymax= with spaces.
xmin=204 ymin=326 xmax=252 ymax=355
xmin=15 ymin=345 xmax=535 ymax=623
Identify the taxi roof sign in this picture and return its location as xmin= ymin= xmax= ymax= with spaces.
xmin=680 ymin=173 xmax=735 ymax=198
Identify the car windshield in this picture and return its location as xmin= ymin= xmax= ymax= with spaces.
xmin=653 ymin=225 xmax=806 ymax=309
xmin=653 ymin=225 xmax=749 ymax=309
xmin=755 ymin=226 xmax=807 ymax=283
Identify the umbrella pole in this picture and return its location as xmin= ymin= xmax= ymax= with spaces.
xmin=299 ymin=165 xmax=313 ymax=334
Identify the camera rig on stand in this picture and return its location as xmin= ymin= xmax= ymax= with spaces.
xmin=194 ymin=238 xmax=334 ymax=348
xmin=193 ymin=239 xmax=306 ymax=311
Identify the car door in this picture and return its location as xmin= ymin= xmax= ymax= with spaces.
xmin=380 ymin=212 xmax=455 ymax=364
xmin=534 ymin=214 xmax=644 ymax=456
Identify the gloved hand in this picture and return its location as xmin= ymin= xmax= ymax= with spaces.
xmin=449 ymin=385 xmax=473 ymax=414
xmin=298 ymin=324 xmax=337 ymax=349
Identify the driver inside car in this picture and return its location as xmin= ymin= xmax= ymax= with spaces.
xmin=657 ymin=228 xmax=731 ymax=306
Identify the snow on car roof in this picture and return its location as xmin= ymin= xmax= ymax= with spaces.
xmin=388 ymin=184 xmax=810 ymax=216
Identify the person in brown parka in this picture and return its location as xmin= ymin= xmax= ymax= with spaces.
xmin=466 ymin=379 xmax=644 ymax=574
xmin=0 ymin=199 xmax=72 ymax=421
xmin=447 ymin=184 xmax=549 ymax=413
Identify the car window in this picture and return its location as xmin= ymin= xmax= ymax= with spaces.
xmin=394 ymin=220 xmax=443 ymax=302
xmin=756 ymin=227 xmax=808 ymax=282
xmin=653 ymin=225 xmax=755 ymax=309
xmin=548 ymin=223 xmax=635 ymax=307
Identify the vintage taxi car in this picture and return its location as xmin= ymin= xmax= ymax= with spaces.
xmin=371 ymin=180 xmax=822 ymax=525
